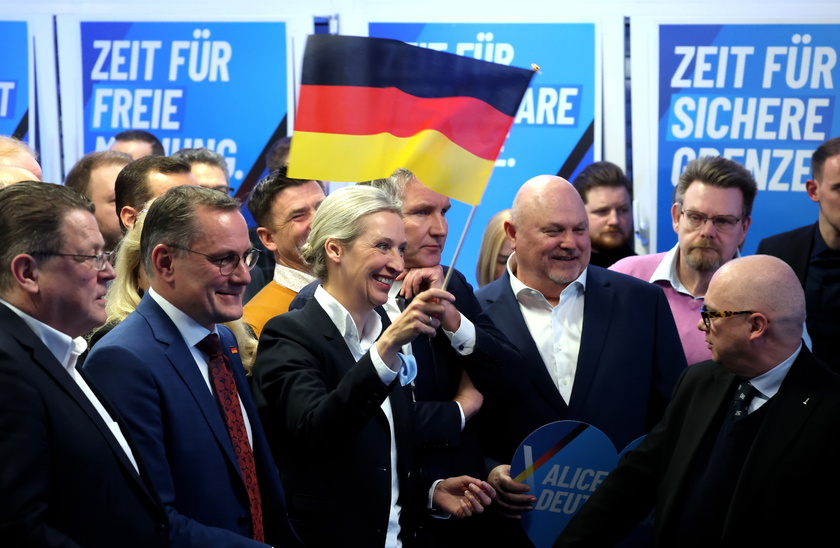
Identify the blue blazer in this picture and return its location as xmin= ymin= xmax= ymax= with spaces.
xmin=476 ymin=266 xmax=687 ymax=459
xmin=84 ymin=294 xmax=301 ymax=548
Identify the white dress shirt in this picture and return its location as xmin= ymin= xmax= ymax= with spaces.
xmin=314 ymin=285 xmax=417 ymax=548
xmin=507 ymin=254 xmax=587 ymax=403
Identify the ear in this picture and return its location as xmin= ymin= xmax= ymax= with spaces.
xmin=324 ymin=238 xmax=343 ymax=267
xmin=255 ymin=226 xmax=278 ymax=253
xmin=9 ymin=254 xmax=41 ymax=295
xmin=120 ymin=205 xmax=138 ymax=231
xmin=151 ymin=244 xmax=175 ymax=283
xmin=671 ymin=202 xmax=682 ymax=233
xmin=748 ymin=312 xmax=770 ymax=341
xmin=737 ymin=215 xmax=752 ymax=247
xmin=503 ymin=220 xmax=517 ymax=250
xmin=806 ymin=178 xmax=820 ymax=203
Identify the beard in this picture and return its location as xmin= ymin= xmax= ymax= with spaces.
xmin=683 ymin=243 xmax=723 ymax=272
xmin=590 ymin=228 xmax=630 ymax=251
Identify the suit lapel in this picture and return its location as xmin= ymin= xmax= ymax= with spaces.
xmin=136 ymin=297 xmax=241 ymax=470
xmin=725 ymin=349 xmax=821 ymax=529
xmin=567 ymin=268 xmax=613 ymax=415
xmin=1 ymin=306 xmax=151 ymax=493
xmin=482 ymin=272 xmax=567 ymax=415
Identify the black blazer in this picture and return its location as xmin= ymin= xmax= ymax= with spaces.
xmin=0 ymin=303 xmax=168 ymax=547
xmin=476 ymin=266 xmax=687 ymax=461
xmin=557 ymin=346 xmax=840 ymax=547
xmin=755 ymin=223 xmax=816 ymax=285
xmin=252 ymin=298 xmax=418 ymax=547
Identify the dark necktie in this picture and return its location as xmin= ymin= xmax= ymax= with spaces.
xmin=733 ymin=381 xmax=758 ymax=420
xmin=197 ymin=334 xmax=264 ymax=542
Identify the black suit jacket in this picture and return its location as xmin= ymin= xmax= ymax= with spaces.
xmin=755 ymin=223 xmax=816 ymax=285
xmin=252 ymin=298 xmax=418 ymax=547
xmin=556 ymin=346 xmax=840 ymax=547
xmin=0 ymin=303 xmax=168 ymax=548
xmin=476 ymin=266 xmax=687 ymax=461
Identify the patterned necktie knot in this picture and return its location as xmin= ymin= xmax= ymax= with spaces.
xmin=733 ymin=381 xmax=759 ymax=419
xmin=196 ymin=333 xmax=224 ymax=360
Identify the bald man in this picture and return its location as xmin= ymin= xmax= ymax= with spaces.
xmin=556 ymin=255 xmax=840 ymax=547
xmin=0 ymin=136 xmax=42 ymax=181
xmin=0 ymin=166 xmax=38 ymax=187
xmin=475 ymin=175 xmax=686 ymax=543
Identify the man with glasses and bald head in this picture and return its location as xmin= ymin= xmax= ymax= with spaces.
xmin=611 ymin=155 xmax=757 ymax=365
xmin=84 ymin=185 xmax=301 ymax=547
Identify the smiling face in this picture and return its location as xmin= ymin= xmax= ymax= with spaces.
xmin=324 ymin=211 xmax=405 ymax=318
xmin=585 ymin=185 xmax=633 ymax=251
xmin=261 ymin=180 xmax=325 ymax=271
xmin=400 ymin=177 xmax=449 ymax=268
xmin=37 ymin=209 xmax=115 ymax=337
xmin=509 ymin=176 xmax=591 ymax=300
xmin=673 ymin=182 xmax=750 ymax=273
xmin=162 ymin=207 xmax=252 ymax=330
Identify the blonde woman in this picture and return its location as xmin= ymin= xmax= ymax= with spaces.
xmin=475 ymin=209 xmax=512 ymax=287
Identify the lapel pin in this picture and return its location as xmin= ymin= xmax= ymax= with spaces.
xmin=803 ymin=397 xmax=809 ymax=405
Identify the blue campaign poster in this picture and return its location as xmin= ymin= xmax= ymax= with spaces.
xmin=369 ymin=23 xmax=597 ymax=287
xmin=79 ymin=21 xmax=287 ymax=195
xmin=0 ymin=21 xmax=30 ymax=141
xmin=657 ymin=23 xmax=840 ymax=253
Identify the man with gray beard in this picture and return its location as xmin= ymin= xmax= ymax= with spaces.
xmin=611 ymin=156 xmax=757 ymax=365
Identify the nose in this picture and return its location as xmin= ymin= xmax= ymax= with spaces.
xmin=230 ymin=257 xmax=252 ymax=285
xmin=697 ymin=316 xmax=709 ymax=332
xmin=388 ymin=248 xmax=405 ymax=272
xmin=698 ymin=217 xmax=718 ymax=238
xmin=430 ymin=212 xmax=447 ymax=237
xmin=99 ymin=259 xmax=117 ymax=282
xmin=606 ymin=209 xmax=620 ymax=226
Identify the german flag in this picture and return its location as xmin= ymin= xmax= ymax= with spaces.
xmin=287 ymin=34 xmax=534 ymax=206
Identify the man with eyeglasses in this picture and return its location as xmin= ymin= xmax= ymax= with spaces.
xmin=611 ymin=155 xmax=757 ymax=365
xmin=556 ymin=254 xmax=840 ymax=547
xmin=84 ymin=185 xmax=301 ymax=547
xmin=757 ymin=136 xmax=840 ymax=371
xmin=0 ymin=181 xmax=168 ymax=546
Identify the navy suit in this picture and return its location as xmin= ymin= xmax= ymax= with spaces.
xmin=476 ymin=266 xmax=687 ymax=462
xmin=556 ymin=347 xmax=840 ymax=547
xmin=0 ymin=303 xmax=168 ymax=548
xmin=84 ymin=294 xmax=301 ymax=548
xmin=755 ymin=223 xmax=815 ymax=285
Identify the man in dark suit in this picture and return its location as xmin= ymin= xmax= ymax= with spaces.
xmin=475 ymin=175 xmax=686 ymax=536
xmin=85 ymin=185 xmax=300 ymax=547
xmin=756 ymin=136 xmax=840 ymax=370
xmin=0 ymin=181 xmax=168 ymax=547
xmin=556 ymin=254 xmax=840 ymax=547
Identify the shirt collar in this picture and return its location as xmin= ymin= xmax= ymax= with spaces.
xmin=273 ymin=262 xmax=317 ymax=292
xmin=0 ymin=298 xmax=87 ymax=374
xmin=313 ymin=284 xmax=382 ymax=352
xmin=650 ymin=243 xmax=741 ymax=299
xmin=748 ymin=342 xmax=802 ymax=401
xmin=506 ymin=251 xmax=587 ymax=306
xmin=148 ymin=288 xmax=215 ymax=348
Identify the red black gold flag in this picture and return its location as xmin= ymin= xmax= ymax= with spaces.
xmin=287 ymin=34 xmax=534 ymax=205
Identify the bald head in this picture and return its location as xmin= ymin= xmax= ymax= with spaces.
xmin=0 ymin=166 xmax=39 ymax=187
xmin=710 ymin=255 xmax=805 ymax=331
xmin=507 ymin=175 xmax=591 ymax=300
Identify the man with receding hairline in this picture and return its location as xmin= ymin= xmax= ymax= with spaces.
xmin=556 ymin=254 xmax=840 ymax=547
xmin=115 ymin=155 xmax=198 ymax=232
xmin=476 ymin=174 xmax=686 ymax=545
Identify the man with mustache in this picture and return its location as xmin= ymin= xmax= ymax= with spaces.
xmin=572 ymin=161 xmax=636 ymax=268
xmin=475 ymin=175 xmax=686 ymax=545
xmin=611 ymin=156 xmax=757 ymax=365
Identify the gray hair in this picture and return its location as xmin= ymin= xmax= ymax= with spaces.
xmin=674 ymin=156 xmax=758 ymax=218
xmin=301 ymin=185 xmax=401 ymax=281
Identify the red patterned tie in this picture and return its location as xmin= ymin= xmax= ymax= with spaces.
xmin=197 ymin=333 xmax=264 ymax=542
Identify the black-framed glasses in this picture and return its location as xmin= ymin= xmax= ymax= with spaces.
xmin=30 ymin=250 xmax=115 ymax=271
xmin=680 ymin=209 xmax=743 ymax=233
xmin=700 ymin=304 xmax=753 ymax=329
xmin=166 ymin=244 xmax=260 ymax=276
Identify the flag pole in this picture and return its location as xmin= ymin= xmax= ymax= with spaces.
xmin=441 ymin=204 xmax=478 ymax=292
